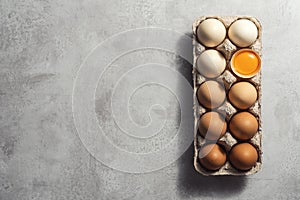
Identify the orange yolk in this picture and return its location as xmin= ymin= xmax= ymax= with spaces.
xmin=232 ymin=50 xmax=261 ymax=77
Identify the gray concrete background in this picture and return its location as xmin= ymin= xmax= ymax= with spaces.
xmin=1 ymin=0 xmax=300 ymax=199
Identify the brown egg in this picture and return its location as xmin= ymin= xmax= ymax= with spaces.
xmin=229 ymin=82 xmax=257 ymax=109
xmin=199 ymin=112 xmax=227 ymax=140
xmin=229 ymin=112 xmax=258 ymax=140
xmin=197 ymin=81 xmax=226 ymax=109
xmin=229 ymin=143 xmax=258 ymax=170
xmin=199 ymin=143 xmax=226 ymax=170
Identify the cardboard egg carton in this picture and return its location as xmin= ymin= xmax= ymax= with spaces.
xmin=192 ymin=16 xmax=262 ymax=175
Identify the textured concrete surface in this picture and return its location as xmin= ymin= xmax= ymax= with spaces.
xmin=1 ymin=0 xmax=300 ymax=199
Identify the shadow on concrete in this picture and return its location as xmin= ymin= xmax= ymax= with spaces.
xmin=175 ymin=33 xmax=247 ymax=198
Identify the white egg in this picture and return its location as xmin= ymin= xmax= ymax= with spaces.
xmin=228 ymin=19 xmax=258 ymax=47
xmin=197 ymin=18 xmax=226 ymax=47
xmin=196 ymin=50 xmax=226 ymax=78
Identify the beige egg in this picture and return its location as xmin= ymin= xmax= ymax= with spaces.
xmin=197 ymin=18 xmax=226 ymax=47
xmin=229 ymin=82 xmax=257 ymax=109
xmin=196 ymin=50 xmax=226 ymax=78
xmin=229 ymin=143 xmax=258 ymax=170
xmin=229 ymin=112 xmax=258 ymax=140
xmin=199 ymin=112 xmax=227 ymax=140
xmin=197 ymin=81 xmax=226 ymax=109
xmin=228 ymin=19 xmax=258 ymax=47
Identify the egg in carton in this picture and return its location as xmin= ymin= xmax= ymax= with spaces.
xmin=192 ymin=16 xmax=262 ymax=176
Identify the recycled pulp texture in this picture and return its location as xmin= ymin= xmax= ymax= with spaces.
xmin=193 ymin=16 xmax=262 ymax=176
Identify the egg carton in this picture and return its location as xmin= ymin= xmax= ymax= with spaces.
xmin=192 ymin=16 xmax=262 ymax=176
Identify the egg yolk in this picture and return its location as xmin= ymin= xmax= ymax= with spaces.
xmin=232 ymin=49 xmax=260 ymax=77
